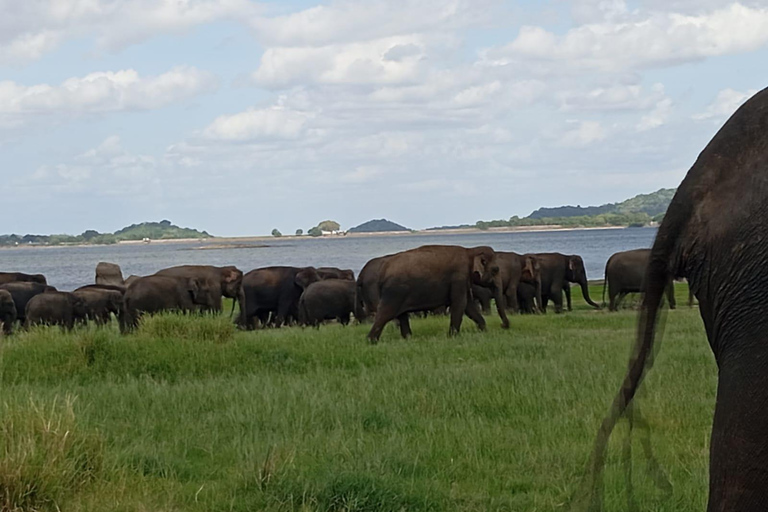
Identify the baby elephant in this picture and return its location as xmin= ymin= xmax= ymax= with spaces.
xmin=26 ymin=291 xmax=88 ymax=329
xmin=73 ymin=287 xmax=124 ymax=325
xmin=0 ymin=290 xmax=17 ymax=335
xmin=299 ymin=279 xmax=361 ymax=327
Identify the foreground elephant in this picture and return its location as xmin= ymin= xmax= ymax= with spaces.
xmin=317 ymin=267 xmax=355 ymax=281
xmin=602 ymin=248 xmax=676 ymax=311
xmin=26 ymin=292 xmax=87 ymax=329
xmin=532 ymin=253 xmax=599 ymax=313
xmin=581 ymin=88 xmax=768 ymax=511
xmin=0 ymin=290 xmax=17 ymax=335
xmin=120 ymin=275 xmax=215 ymax=333
xmin=367 ymin=245 xmax=509 ymax=342
xmin=154 ymin=265 xmax=246 ymax=324
xmin=73 ymin=288 xmax=123 ymax=325
xmin=356 ymin=255 xmax=393 ymax=319
xmin=299 ymin=279 xmax=361 ymax=326
xmin=0 ymin=272 xmax=47 ymax=286
xmin=241 ymin=267 xmax=321 ymax=328
xmin=0 ymin=282 xmax=57 ymax=324
xmin=95 ymin=262 xmax=124 ymax=287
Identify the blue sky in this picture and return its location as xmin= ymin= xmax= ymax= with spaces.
xmin=2 ymin=0 xmax=767 ymax=236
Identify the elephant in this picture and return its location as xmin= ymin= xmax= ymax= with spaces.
xmin=317 ymin=267 xmax=356 ymax=281
xmin=124 ymin=275 xmax=142 ymax=287
xmin=75 ymin=284 xmax=126 ymax=294
xmin=367 ymin=245 xmax=509 ymax=342
xmin=241 ymin=266 xmax=321 ymax=329
xmin=73 ymin=288 xmax=123 ymax=325
xmin=530 ymin=253 xmax=600 ymax=313
xmin=356 ymin=254 xmax=394 ymax=320
xmin=516 ymin=282 xmax=538 ymax=314
xmin=0 ymin=272 xmax=47 ymax=286
xmin=581 ymin=87 xmax=768 ymax=511
xmin=154 ymin=265 xmax=246 ymax=325
xmin=476 ymin=252 xmax=543 ymax=313
xmin=298 ymin=279 xmax=362 ymax=327
xmin=120 ymin=275 xmax=216 ymax=333
xmin=471 ymin=284 xmax=493 ymax=314
xmin=0 ymin=290 xmax=17 ymax=335
xmin=602 ymin=248 xmax=676 ymax=311
xmin=0 ymin=282 xmax=57 ymax=324
xmin=95 ymin=262 xmax=124 ymax=287
xmin=25 ymin=291 xmax=88 ymax=330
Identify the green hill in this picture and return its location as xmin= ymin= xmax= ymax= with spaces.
xmin=349 ymin=219 xmax=410 ymax=233
xmin=114 ymin=220 xmax=211 ymax=241
xmin=0 ymin=220 xmax=212 ymax=247
xmin=528 ymin=188 xmax=675 ymax=219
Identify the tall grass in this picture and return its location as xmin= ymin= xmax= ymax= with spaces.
xmin=0 ymin=285 xmax=714 ymax=510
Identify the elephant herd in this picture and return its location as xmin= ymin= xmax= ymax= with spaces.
xmin=0 ymin=247 xmax=609 ymax=343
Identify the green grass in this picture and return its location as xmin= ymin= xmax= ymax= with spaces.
xmin=0 ymin=284 xmax=714 ymax=511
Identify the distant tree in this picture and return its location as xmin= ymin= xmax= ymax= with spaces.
xmin=295 ymin=229 xmax=303 ymax=236
xmin=308 ymin=227 xmax=323 ymax=237
xmin=81 ymin=229 xmax=100 ymax=240
xmin=317 ymin=220 xmax=340 ymax=232
xmin=271 ymin=229 xmax=283 ymax=237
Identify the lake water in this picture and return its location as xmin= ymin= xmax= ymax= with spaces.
xmin=0 ymin=228 xmax=658 ymax=291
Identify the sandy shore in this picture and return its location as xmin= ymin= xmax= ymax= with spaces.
xmin=0 ymin=225 xmax=633 ymax=250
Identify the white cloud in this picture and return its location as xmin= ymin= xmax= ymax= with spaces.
xmin=0 ymin=0 xmax=257 ymax=64
xmin=0 ymin=66 xmax=217 ymax=124
xmin=637 ymin=97 xmax=673 ymax=131
xmin=557 ymin=83 xmax=668 ymax=111
xmin=693 ymin=87 xmax=759 ymax=120
xmin=561 ymin=120 xmax=607 ymax=147
xmin=250 ymin=0 xmax=497 ymax=47
xmin=203 ymin=106 xmax=312 ymax=141
xmin=481 ymin=3 xmax=768 ymax=73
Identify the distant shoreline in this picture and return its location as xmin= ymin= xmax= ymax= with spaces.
xmin=0 ymin=225 xmax=635 ymax=250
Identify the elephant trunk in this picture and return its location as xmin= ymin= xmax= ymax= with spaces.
xmin=580 ymin=278 xmax=601 ymax=309
xmin=535 ymin=279 xmax=543 ymax=314
xmin=491 ymin=279 xmax=510 ymax=329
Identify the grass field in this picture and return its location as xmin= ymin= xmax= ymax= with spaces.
xmin=0 ymin=284 xmax=715 ymax=511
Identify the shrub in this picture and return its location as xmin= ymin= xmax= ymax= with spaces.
xmin=0 ymin=396 xmax=104 ymax=511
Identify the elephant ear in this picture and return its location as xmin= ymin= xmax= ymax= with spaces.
xmin=295 ymin=268 xmax=319 ymax=290
xmin=523 ymin=256 xmax=536 ymax=280
xmin=223 ymin=267 xmax=239 ymax=284
xmin=568 ymin=256 xmax=577 ymax=271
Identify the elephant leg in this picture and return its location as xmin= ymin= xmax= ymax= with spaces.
xmin=464 ymin=295 xmax=487 ymax=332
xmin=609 ymin=288 xmax=619 ymax=312
xmin=564 ymin=284 xmax=573 ymax=311
xmin=505 ymin=284 xmax=519 ymax=313
xmin=397 ymin=313 xmax=412 ymax=338
xmin=448 ymin=284 xmax=468 ymax=336
xmin=666 ymin=281 xmax=677 ymax=309
xmin=368 ymin=298 xmax=400 ymax=343
xmin=551 ymin=285 xmax=564 ymax=314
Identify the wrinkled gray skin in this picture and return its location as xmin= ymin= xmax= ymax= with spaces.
xmin=367 ymin=245 xmax=509 ymax=342
xmin=299 ymin=279 xmax=362 ymax=327
xmin=95 ymin=262 xmax=124 ymax=287
xmin=0 ymin=272 xmax=47 ymax=286
xmin=241 ymin=266 xmax=322 ymax=329
xmin=0 ymin=282 xmax=57 ymax=324
xmin=602 ymin=248 xmax=676 ymax=311
xmin=120 ymin=275 xmax=216 ymax=333
xmin=25 ymin=291 xmax=87 ymax=330
xmin=0 ymin=290 xmax=17 ymax=335
xmin=155 ymin=265 xmax=246 ymax=325
xmin=583 ymin=87 xmax=768 ymax=512
xmin=73 ymin=288 xmax=123 ymax=325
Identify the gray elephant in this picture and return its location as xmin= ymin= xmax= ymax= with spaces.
xmin=154 ymin=265 xmax=246 ymax=325
xmin=73 ymin=288 xmax=123 ymax=325
xmin=531 ymin=253 xmax=600 ymax=313
xmin=317 ymin=267 xmax=356 ymax=281
xmin=0 ymin=282 xmax=58 ymax=324
xmin=0 ymin=290 xmax=17 ymax=335
xmin=602 ymin=248 xmax=676 ymax=311
xmin=120 ymin=275 xmax=216 ymax=333
xmin=26 ymin=291 xmax=88 ymax=330
xmin=471 ymin=284 xmax=493 ymax=314
xmin=0 ymin=272 xmax=47 ymax=286
xmin=299 ymin=279 xmax=361 ymax=327
xmin=582 ymin=87 xmax=768 ymax=511
xmin=356 ymin=254 xmax=394 ymax=320
xmin=95 ymin=262 xmax=125 ymax=287
xmin=241 ymin=266 xmax=321 ymax=329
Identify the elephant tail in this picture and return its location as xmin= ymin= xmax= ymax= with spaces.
xmin=601 ymin=258 xmax=610 ymax=308
xmin=573 ymin=209 xmax=684 ymax=511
